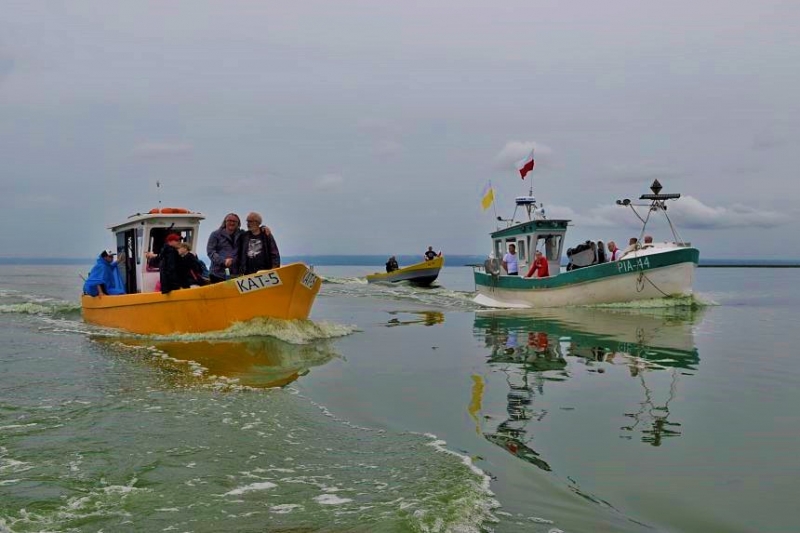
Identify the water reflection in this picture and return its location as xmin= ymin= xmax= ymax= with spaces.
xmin=94 ymin=336 xmax=339 ymax=388
xmin=385 ymin=310 xmax=445 ymax=327
xmin=472 ymin=307 xmax=704 ymax=470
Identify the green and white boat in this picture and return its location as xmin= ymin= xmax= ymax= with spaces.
xmin=473 ymin=180 xmax=699 ymax=308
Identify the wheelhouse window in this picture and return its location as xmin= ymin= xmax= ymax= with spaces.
xmin=536 ymin=234 xmax=563 ymax=262
xmin=147 ymin=228 xmax=195 ymax=271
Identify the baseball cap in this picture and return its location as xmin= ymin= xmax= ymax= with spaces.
xmin=165 ymin=233 xmax=182 ymax=243
xmin=101 ymin=249 xmax=116 ymax=258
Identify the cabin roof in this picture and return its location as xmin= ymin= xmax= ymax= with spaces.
xmin=109 ymin=210 xmax=205 ymax=232
xmin=490 ymin=219 xmax=570 ymax=239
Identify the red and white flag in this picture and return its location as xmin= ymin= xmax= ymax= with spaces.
xmin=516 ymin=148 xmax=535 ymax=180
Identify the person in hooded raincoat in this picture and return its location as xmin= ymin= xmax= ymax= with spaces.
xmin=83 ymin=250 xmax=126 ymax=296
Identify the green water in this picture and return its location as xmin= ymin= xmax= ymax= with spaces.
xmin=2 ymin=265 xmax=800 ymax=532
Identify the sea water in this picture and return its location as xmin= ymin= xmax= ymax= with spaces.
xmin=1 ymin=264 xmax=799 ymax=532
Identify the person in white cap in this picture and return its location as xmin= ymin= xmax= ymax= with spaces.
xmin=83 ymin=249 xmax=126 ymax=296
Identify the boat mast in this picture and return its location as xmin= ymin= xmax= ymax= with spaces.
xmin=616 ymin=180 xmax=684 ymax=244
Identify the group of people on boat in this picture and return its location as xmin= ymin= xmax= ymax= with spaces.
xmin=565 ymin=235 xmax=651 ymax=271
xmin=144 ymin=235 xmax=210 ymax=294
xmin=501 ymin=244 xmax=550 ymax=279
xmin=206 ymin=212 xmax=280 ymax=283
xmin=385 ymin=246 xmax=441 ymax=273
xmin=496 ymin=235 xmax=655 ymax=279
xmin=83 ymin=211 xmax=281 ymax=296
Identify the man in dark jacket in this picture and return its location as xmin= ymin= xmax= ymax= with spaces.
xmin=237 ymin=212 xmax=281 ymax=275
xmin=158 ymin=233 xmax=184 ymax=294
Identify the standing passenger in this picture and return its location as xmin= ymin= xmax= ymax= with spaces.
xmin=597 ymin=241 xmax=607 ymax=264
xmin=237 ymin=212 xmax=281 ymax=275
xmin=608 ymin=241 xmax=621 ymax=261
xmin=502 ymin=244 xmax=519 ymax=276
xmin=157 ymin=233 xmax=183 ymax=294
xmin=207 ymin=213 xmax=244 ymax=283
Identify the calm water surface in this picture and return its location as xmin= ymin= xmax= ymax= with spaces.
xmin=1 ymin=264 xmax=798 ymax=532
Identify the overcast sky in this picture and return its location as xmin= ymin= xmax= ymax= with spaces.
xmin=2 ymin=0 xmax=798 ymax=259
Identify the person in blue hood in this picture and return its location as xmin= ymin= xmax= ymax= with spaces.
xmin=83 ymin=250 xmax=126 ymax=296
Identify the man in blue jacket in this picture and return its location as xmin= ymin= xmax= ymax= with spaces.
xmin=83 ymin=250 xmax=126 ymax=296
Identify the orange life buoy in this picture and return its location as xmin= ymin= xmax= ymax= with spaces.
xmin=149 ymin=207 xmax=190 ymax=214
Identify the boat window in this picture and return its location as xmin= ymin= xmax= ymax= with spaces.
xmin=517 ymin=240 xmax=526 ymax=261
xmin=537 ymin=235 xmax=562 ymax=262
xmin=115 ymin=230 xmax=137 ymax=294
xmin=148 ymin=228 xmax=194 ymax=253
xmin=136 ymin=228 xmax=143 ymax=265
xmin=147 ymin=228 xmax=196 ymax=273
xmin=494 ymin=240 xmax=503 ymax=259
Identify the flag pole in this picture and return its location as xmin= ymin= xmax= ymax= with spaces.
xmin=490 ymin=179 xmax=499 ymax=223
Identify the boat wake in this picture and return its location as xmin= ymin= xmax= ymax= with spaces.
xmin=36 ymin=316 xmax=357 ymax=346
xmin=320 ymin=275 xmax=368 ymax=285
xmin=0 ymin=300 xmax=81 ymax=317
xmin=321 ymin=279 xmax=480 ymax=311
xmin=153 ymin=317 xmax=358 ymax=344
xmin=584 ymin=293 xmax=716 ymax=309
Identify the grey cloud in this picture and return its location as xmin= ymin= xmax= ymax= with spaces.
xmin=0 ymin=1 xmax=797 ymax=260
xmin=668 ymin=196 xmax=792 ymax=229
xmin=494 ymin=141 xmax=553 ymax=171
xmin=558 ymin=196 xmax=792 ymax=231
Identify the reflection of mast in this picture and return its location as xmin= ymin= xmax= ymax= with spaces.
xmin=621 ymin=369 xmax=682 ymax=446
xmin=486 ymin=367 xmax=552 ymax=472
xmin=480 ymin=320 xmax=560 ymax=472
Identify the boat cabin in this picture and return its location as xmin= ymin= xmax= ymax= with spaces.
xmin=491 ymin=218 xmax=569 ymax=277
xmin=108 ymin=208 xmax=205 ymax=294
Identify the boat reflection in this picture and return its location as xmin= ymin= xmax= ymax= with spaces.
xmin=472 ymin=306 xmax=704 ymax=470
xmin=385 ymin=310 xmax=445 ymax=328
xmin=95 ymin=336 xmax=339 ymax=388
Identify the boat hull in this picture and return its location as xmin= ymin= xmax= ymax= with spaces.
xmin=366 ymin=256 xmax=444 ymax=286
xmin=474 ymin=248 xmax=698 ymax=308
xmin=81 ymin=263 xmax=322 ymax=334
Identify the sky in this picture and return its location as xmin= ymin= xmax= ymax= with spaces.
xmin=1 ymin=0 xmax=798 ymax=259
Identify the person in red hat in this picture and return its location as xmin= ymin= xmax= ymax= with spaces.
xmin=144 ymin=233 xmax=184 ymax=294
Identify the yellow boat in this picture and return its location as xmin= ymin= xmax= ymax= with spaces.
xmin=366 ymin=256 xmax=444 ymax=286
xmin=81 ymin=208 xmax=321 ymax=335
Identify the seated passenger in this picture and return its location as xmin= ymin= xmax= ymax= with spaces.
xmin=643 ymin=235 xmax=653 ymax=245
xmin=83 ymin=249 xmax=126 ymax=296
xmin=178 ymin=243 xmax=210 ymax=287
xmin=424 ymin=246 xmax=437 ymax=261
xmin=619 ymin=237 xmax=640 ymax=257
xmin=567 ymin=241 xmax=594 ymax=270
xmin=525 ymin=250 xmax=550 ymax=278
xmin=607 ymin=241 xmax=621 ymax=261
xmin=597 ymin=241 xmax=607 ymax=264
xmin=386 ymin=256 xmax=399 ymax=272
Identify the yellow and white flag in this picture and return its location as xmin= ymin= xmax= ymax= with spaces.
xmin=481 ymin=182 xmax=495 ymax=211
